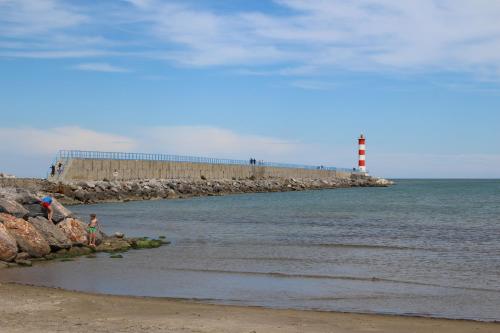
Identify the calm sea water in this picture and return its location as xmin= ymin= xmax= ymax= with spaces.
xmin=2 ymin=180 xmax=499 ymax=321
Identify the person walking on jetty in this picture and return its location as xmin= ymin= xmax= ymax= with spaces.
xmin=39 ymin=195 xmax=54 ymax=222
xmin=57 ymin=162 xmax=64 ymax=175
xmin=50 ymin=164 xmax=56 ymax=177
xmin=88 ymin=214 xmax=99 ymax=247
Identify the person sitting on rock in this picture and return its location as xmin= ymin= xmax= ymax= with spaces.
xmin=39 ymin=195 xmax=54 ymax=222
xmin=88 ymin=214 xmax=99 ymax=247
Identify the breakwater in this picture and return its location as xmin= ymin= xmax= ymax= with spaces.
xmin=53 ymin=158 xmax=353 ymax=182
xmin=2 ymin=174 xmax=391 ymax=205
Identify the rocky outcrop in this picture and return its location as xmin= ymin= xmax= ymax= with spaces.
xmin=2 ymin=173 xmax=393 ymax=206
xmin=0 ymin=188 xmax=169 ymax=266
xmin=0 ymin=198 xmax=29 ymax=218
xmin=28 ymin=217 xmax=71 ymax=250
xmin=0 ymin=222 xmax=17 ymax=262
xmin=57 ymin=218 xmax=88 ymax=245
xmin=96 ymin=238 xmax=131 ymax=252
xmin=0 ymin=213 xmax=51 ymax=258
xmin=374 ymin=178 xmax=394 ymax=186
xmin=35 ymin=175 xmax=392 ymax=205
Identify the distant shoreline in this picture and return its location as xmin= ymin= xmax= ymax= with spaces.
xmin=1 ymin=282 xmax=498 ymax=333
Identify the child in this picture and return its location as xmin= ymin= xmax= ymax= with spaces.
xmin=88 ymin=214 xmax=99 ymax=247
xmin=40 ymin=195 xmax=54 ymax=222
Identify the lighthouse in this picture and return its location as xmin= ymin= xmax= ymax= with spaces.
xmin=358 ymin=134 xmax=366 ymax=173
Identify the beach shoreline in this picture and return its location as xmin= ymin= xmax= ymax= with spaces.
xmin=1 ymin=282 xmax=498 ymax=333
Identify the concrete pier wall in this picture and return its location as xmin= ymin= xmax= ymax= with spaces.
xmin=55 ymin=158 xmax=353 ymax=182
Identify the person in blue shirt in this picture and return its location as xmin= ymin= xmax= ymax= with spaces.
xmin=39 ymin=195 xmax=54 ymax=222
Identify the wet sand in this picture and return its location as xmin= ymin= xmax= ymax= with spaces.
xmin=0 ymin=283 xmax=498 ymax=333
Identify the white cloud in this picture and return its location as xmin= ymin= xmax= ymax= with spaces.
xmin=291 ymin=80 xmax=336 ymax=91
xmin=0 ymin=50 xmax=112 ymax=59
xmin=0 ymin=127 xmax=137 ymax=155
xmin=73 ymin=62 xmax=130 ymax=73
xmin=1 ymin=126 xmax=497 ymax=178
xmin=2 ymin=0 xmax=500 ymax=78
xmin=0 ymin=0 xmax=87 ymax=36
xmin=125 ymin=0 xmax=500 ymax=74
xmin=140 ymin=126 xmax=306 ymax=162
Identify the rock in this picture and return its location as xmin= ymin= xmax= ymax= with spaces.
xmin=43 ymin=253 xmax=57 ymax=260
xmin=0 ymin=198 xmax=29 ymax=218
xmin=57 ymin=248 xmax=68 ymax=254
xmin=0 ymin=222 xmax=18 ymax=262
xmin=13 ymin=191 xmax=39 ymax=205
xmin=67 ymin=246 xmax=92 ymax=256
xmin=28 ymin=217 xmax=72 ymax=250
xmin=50 ymin=198 xmax=74 ymax=223
xmin=59 ymin=258 xmax=74 ymax=262
xmin=109 ymin=254 xmax=123 ymax=258
xmin=15 ymin=259 xmax=32 ymax=266
xmin=15 ymin=252 xmax=30 ymax=260
xmin=166 ymin=188 xmax=178 ymax=198
xmin=95 ymin=238 xmax=131 ymax=252
xmin=0 ymin=261 xmax=9 ymax=269
xmin=58 ymin=218 xmax=88 ymax=245
xmin=130 ymin=238 xmax=164 ymax=249
xmin=0 ymin=213 xmax=50 ymax=258
xmin=375 ymin=178 xmax=394 ymax=186
xmin=24 ymin=203 xmax=45 ymax=218
xmin=114 ymin=232 xmax=124 ymax=238
xmin=73 ymin=189 xmax=87 ymax=202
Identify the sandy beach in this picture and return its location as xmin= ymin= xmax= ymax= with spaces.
xmin=1 ymin=283 xmax=498 ymax=333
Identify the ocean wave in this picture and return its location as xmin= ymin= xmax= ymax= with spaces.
xmin=312 ymin=243 xmax=425 ymax=250
xmin=168 ymin=268 xmax=500 ymax=293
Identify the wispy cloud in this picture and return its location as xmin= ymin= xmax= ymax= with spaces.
xmin=0 ymin=50 xmax=111 ymax=59
xmin=2 ymin=0 xmax=500 ymax=80
xmin=291 ymin=80 xmax=336 ymax=91
xmin=73 ymin=62 xmax=130 ymax=73
xmin=140 ymin=126 xmax=306 ymax=161
xmin=0 ymin=126 xmax=138 ymax=155
xmin=0 ymin=0 xmax=87 ymax=36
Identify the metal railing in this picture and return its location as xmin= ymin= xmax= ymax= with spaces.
xmin=54 ymin=150 xmax=358 ymax=173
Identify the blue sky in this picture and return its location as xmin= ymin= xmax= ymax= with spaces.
xmin=1 ymin=0 xmax=500 ymax=178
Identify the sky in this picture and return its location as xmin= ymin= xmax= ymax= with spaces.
xmin=1 ymin=0 xmax=500 ymax=178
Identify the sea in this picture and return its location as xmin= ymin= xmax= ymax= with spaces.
xmin=1 ymin=179 xmax=499 ymax=321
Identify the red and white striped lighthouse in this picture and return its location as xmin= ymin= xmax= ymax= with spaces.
xmin=358 ymin=134 xmax=366 ymax=173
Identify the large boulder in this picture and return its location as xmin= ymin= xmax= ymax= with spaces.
xmin=22 ymin=197 xmax=73 ymax=222
xmin=0 ymin=197 xmax=29 ymax=218
xmin=28 ymin=217 xmax=71 ymax=250
xmin=0 ymin=222 xmax=18 ymax=262
xmin=58 ymin=218 xmax=88 ymax=245
xmin=0 ymin=213 xmax=50 ymax=258
xmin=51 ymin=198 xmax=74 ymax=223
xmin=24 ymin=203 xmax=45 ymax=218
xmin=12 ymin=190 xmax=39 ymax=205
